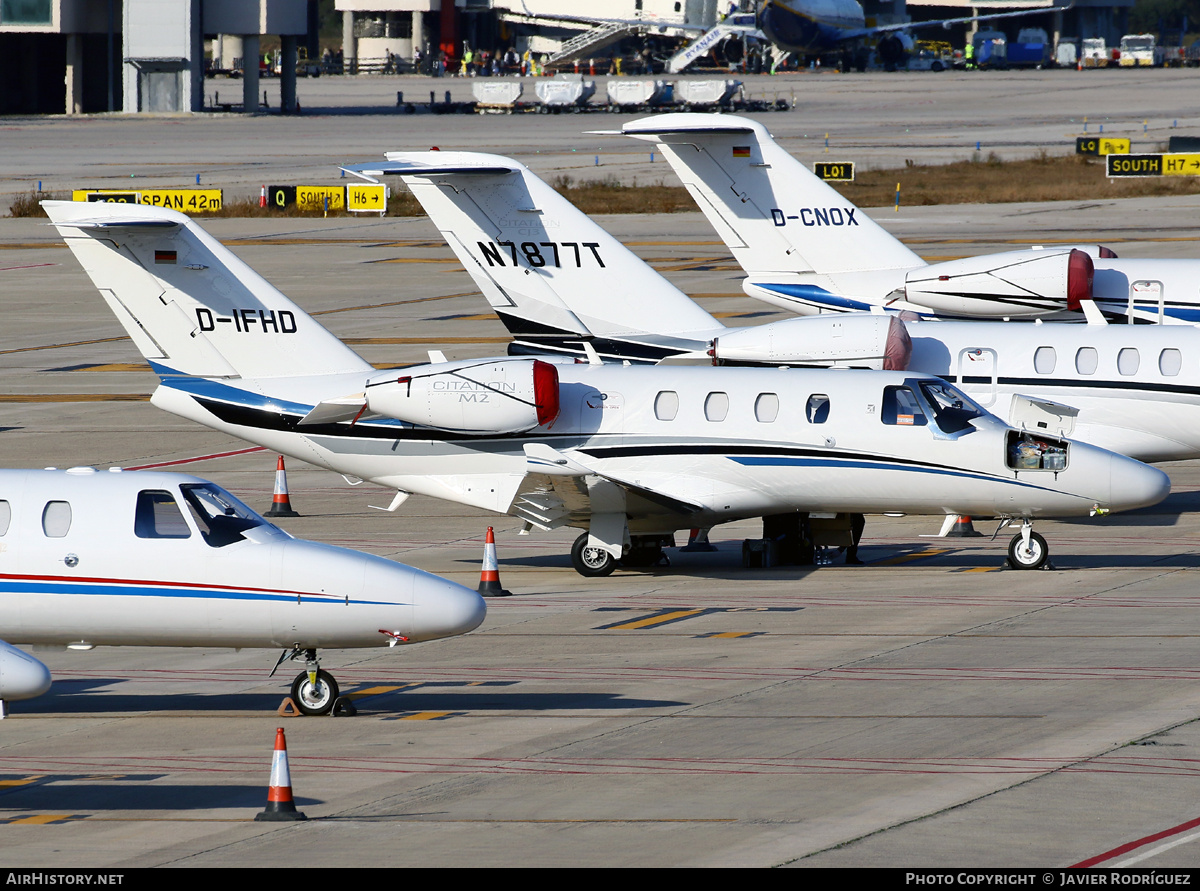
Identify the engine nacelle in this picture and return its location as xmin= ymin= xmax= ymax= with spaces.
xmin=710 ymin=314 xmax=911 ymax=370
xmin=0 ymin=640 xmax=52 ymax=702
xmin=904 ymin=249 xmax=1094 ymax=318
xmin=366 ymin=358 xmax=560 ymax=435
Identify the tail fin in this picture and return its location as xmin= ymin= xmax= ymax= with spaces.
xmin=345 ymin=152 xmax=722 ymax=359
xmin=43 ymin=200 xmax=371 ymax=380
xmin=621 ymin=114 xmax=924 ymax=292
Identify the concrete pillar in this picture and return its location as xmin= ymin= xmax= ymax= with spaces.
xmin=343 ymin=11 xmax=357 ymax=74
xmin=413 ymin=11 xmax=424 ymax=61
xmin=242 ymin=34 xmax=259 ymax=112
xmin=65 ymin=32 xmax=83 ymax=115
xmin=281 ymin=35 xmax=297 ymax=113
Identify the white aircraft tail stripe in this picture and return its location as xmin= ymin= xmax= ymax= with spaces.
xmin=43 ymin=201 xmax=371 ymax=381
xmin=621 ymin=113 xmax=924 ymax=280
xmin=374 ymin=151 xmax=723 ymax=343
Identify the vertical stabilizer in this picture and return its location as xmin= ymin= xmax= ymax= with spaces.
xmin=43 ymin=201 xmax=371 ymax=380
xmin=621 ymin=114 xmax=924 ymax=299
xmin=347 ymin=152 xmax=722 ymax=356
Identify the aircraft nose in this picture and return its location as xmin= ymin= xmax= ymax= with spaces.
xmin=414 ymin=577 xmax=487 ymax=639
xmin=1108 ymin=453 xmax=1171 ymax=513
xmin=0 ymin=643 xmax=53 ymax=701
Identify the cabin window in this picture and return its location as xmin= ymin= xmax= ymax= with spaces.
xmin=42 ymin=501 xmax=71 ymax=538
xmin=806 ymin=394 xmax=830 ymax=424
xmin=754 ymin=393 xmax=779 ymax=423
xmin=704 ymin=391 xmax=729 ymax=422
xmin=1159 ymin=349 xmax=1182 ymax=376
xmin=881 ymin=386 xmax=927 ymax=426
xmin=917 ymin=381 xmax=984 ymax=436
xmin=135 ymin=490 xmax=191 ymax=539
xmin=0 ymin=500 xmax=9 ymax=536
xmin=1118 ymin=348 xmax=1140 ymax=376
xmin=1034 ymin=347 xmax=1056 ymax=374
xmin=1075 ymin=347 xmax=1098 ymax=375
xmin=654 ymin=390 xmax=678 ymax=421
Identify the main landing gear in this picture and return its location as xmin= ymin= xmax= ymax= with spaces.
xmin=1003 ymin=519 xmax=1050 ymax=570
xmin=570 ymin=533 xmax=671 ymax=577
xmin=274 ymin=647 xmax=342 ymax=716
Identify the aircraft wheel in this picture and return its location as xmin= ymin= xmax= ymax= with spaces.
xmin=1007 ymin=532 xmax=1048 ymax=570
xmin=571 ymin=533 xmax=617 ymax=577
xmin=291 ymin=669 xmax=340 ymax=716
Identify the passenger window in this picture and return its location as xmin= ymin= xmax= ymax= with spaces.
xmin=654 ymin=390 xmax=678 ymax=421
xmin=806 ymin=394 xmax=830 ymax=424
xmin=1118 ymin=348 xmax=1140 ymax=376
xmin=1034 ymin=347 xmax=1056 ymax=374
xmin=42 ymin=501 xmax=71 ymax=538
xmin=1075 ymin=347 xmax=1098 ymax=375
xmin=0 ymin=500 xmax=9 ymax=536
xmin=704 ymin=391 xmax=729 ymax=422
xmin=1160 ymin=349 xmax=1182 ymax=376
xmin=881 ymin=386 xmax=927 ymax=426
xmin=754 ymin=393 xmax=779 ymax=423
xmin=134 ymin=490 xmax=191 ymax=539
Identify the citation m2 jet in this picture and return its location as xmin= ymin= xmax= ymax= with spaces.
xmin=43 ymin=200 xmax=1168 ymax=576
xmin=0 ymin=467 xmax=486 ymax=715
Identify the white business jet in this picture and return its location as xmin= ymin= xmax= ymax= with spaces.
xmin=0 ymin=467 xmax=486 ymax=715
xmin=42 ymin=200 xmax=1168 ymax=577
xmin=620 ymin=113 xmax=1200 ymax=324
xmin=352 ymin=151 xmax=1200 ymax=464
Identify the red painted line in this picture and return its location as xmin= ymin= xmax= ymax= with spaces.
xmin=1072 ymin=814 xmax=1200 ymax=867
xmin=124 ymin=445 xmax=265 ymax=470
xmin=0 ymin=263 xmax=56 ymax=271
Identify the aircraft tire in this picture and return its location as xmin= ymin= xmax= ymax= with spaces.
xmin=291 ymin=669 xmax=340 ymax=716
xmin=571 ymin=533 xmax=617 ymax=577
xmin=1007 ymin=532 xmax=1048 ymax=570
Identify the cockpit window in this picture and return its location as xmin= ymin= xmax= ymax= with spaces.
xmin=881 ymin=386 xmax=927 ymax=426
xmin=917 ymin=381 xmax=986 ymax=435
xmin=135 ymin=490 xmax=191 ymax=539
xmin=179 ymin=483 xmax=271 ymax=548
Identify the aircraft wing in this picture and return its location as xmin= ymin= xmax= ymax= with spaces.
xmin=838 ymin=3 xmax=1070 ymax=42
xmin=515 ymin=443 xmax=704 ymax=533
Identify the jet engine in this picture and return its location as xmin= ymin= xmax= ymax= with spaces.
xmin=904 ymin=249 xmax=1094 ymax=318
xmin=0 ymin=640 xmax=52 ymax=702
xmin=709 ymin=314 xmax=911 ymax=370
xmin=365 ymin=358 xmax=560 ymax=435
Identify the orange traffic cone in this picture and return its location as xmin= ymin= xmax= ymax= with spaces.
xmin=478 ymin=526 xmax=511 ymax=597
xmin=265 ymin=455 xmax=300 ymax=517
xmin=259 ymin=184 xmax=267 ymax=208
xmin=254 ymin=727 xmax=307 ymax=821
xmin=945 ymin=515 xmax=983 ymax=537
xmin=680 ymin=527 xmax=717 ymax=552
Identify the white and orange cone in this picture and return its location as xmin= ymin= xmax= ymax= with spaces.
xmin=478 ymin=526 xmax=511 ymax=597
xmin=680 ymin=527 xmax=717 ymax=553
xmin=255 ymin=727 xmax=307 ymax=821
xmin=265 ymin=455 xmax=300 ymax=517
xmin=945 ymin=515 xmax=982 ymax=537
xmin=259 ymin=184 xmax=267 ymax=208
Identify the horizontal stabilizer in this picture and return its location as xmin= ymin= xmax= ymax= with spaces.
xmin=53 ymin=218 xmax=181 ymax=230
xmin=298 ymin=394 xmax=369 ymax=426
xmin=341 ymin=161 xmax=517 ymax=183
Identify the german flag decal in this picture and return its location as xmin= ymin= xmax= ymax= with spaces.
xmin=155 ymin=250 xmax=177 ymax=264
xmin=732 ymin=146 xmax=751 ymax=158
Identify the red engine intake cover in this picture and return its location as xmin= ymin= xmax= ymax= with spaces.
xmin=533 ymin=360 xmax=560 ymax=427
xmin=1066 ymin=249 xmax=1095 ymax=312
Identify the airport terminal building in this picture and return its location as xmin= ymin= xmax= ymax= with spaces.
xmin=0 ymin=0 xmax=1138 ymax=116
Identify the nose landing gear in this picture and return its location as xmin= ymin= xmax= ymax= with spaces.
xmin=273 ymin=647 xmax=345 ymax=716
xmin=1003 ymin=520 xmax=1050 ymax=570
